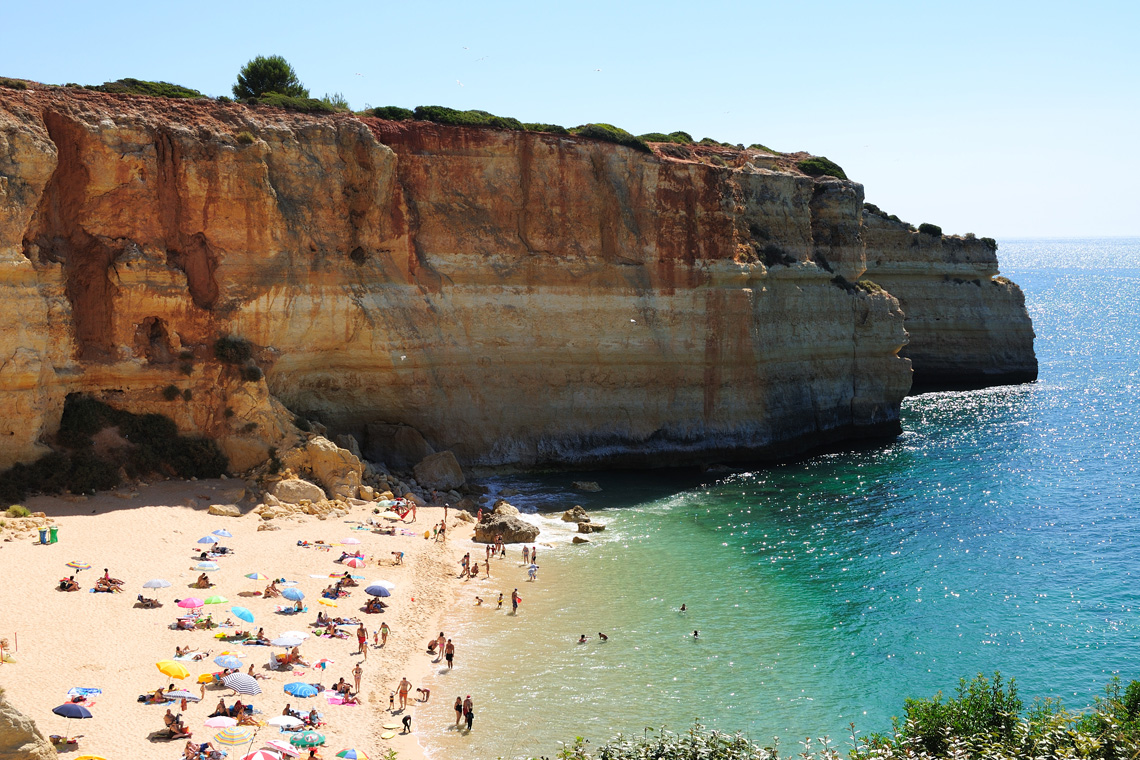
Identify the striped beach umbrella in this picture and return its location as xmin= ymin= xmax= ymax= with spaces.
xmin=166 ymin=689 xmax=200 ymax=702
xmin=221 ymin=672 xmax=262 ymax=696
xmin=336 ymin=750 xmax=370 ymax=760
xmin=289 ymin=731 xmax=325 ymax=747
xmin=215 ymin=725 xmax=255 ymax=746
xmin=344 ymin=557 xmax=366 ymax=568
xmin=66 ymin=561 xmax=91 ymax=570
xmin=196 ymin=561 xmax=220 ymax=571
xmin=265 ymin=739 xmax=301 ymax=756
xmin=239 ymin=751 xmax=280 ymax=760
xmin=245 ymin=572 xmax=268 ymax=581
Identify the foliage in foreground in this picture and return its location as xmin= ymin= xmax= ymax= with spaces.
xmin=544 ymin=674 xmax=1140 ymax=760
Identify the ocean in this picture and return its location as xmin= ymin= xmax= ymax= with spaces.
xmin=418 ymin=239 xmax=1140 ymax=759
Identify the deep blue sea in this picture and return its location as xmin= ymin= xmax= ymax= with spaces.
xmin=420 ymin=239 xmax=1140 ymax=759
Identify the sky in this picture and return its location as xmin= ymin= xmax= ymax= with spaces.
xmin=2 ymin=0 xmax=1137 ymax=238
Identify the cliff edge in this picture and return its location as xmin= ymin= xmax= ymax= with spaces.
xmin=0 ymin=85 xmax=1031 ymax=475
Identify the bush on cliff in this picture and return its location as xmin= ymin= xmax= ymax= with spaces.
xmin=0 ymin=77 xmax=29 ymax=90
xmin=524 ymin=122 xmax=570 ymax=134
xmin=85 ymin=78 xmax=205 ymax=99
xmin=251 ymin=93 xmax=336 ymax=113
xmin=368 ymin=105 xmax=415 ymax=121
xmin=918 ymin=222 xmax=943 ymax=237
xmin=638 ymin=131 xmax=693 ymax=144
xmin=413 ymin=105 xmax=525 ymax=131
xmin=214 ymin=336 xmax=254 ymax=364
xmin=570 ymin=123 xmax=651 ymax=153
xmin=233 ymin=54 xmax=308 ymax=99
xmin=796 ymin=156 xmax=848 ymax=180
xmin=0 ymin=396 xmax=228 ymax=501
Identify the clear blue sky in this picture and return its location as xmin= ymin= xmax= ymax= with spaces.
xmin=3 ymin=0 xmax=1136 ymax=237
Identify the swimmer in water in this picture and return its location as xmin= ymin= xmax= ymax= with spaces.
xmin=680 ymin=604 xmax=686 ymax=612
xmin=693 ymin=630 xmax=699 ymax=638
xmin=577 ymin=634 xmax=588 ymax=644
xmin=598 ymin=632 xmax=608 ymax=641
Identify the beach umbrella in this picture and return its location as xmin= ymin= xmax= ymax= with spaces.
xmin=267 ymin=716 xmax=304 ymax=729
xmin=265 ymin=739 xmax=302 ymax=756
xmin=232 ymin=606 xmax=255 ymax=623
xmin=215 ymin=655 xmax=244 ymax=669
xmin=204 ymin=595 xmax=229 ymax=605
xmin=221 ymin=672 xmax=261 ymax=695
xmin=196 ymin=561 xmax=220 ymax=571
xmin=143 ymin=578 xmax=172 ymax=589
xmin=279 ymin=580 xmax=298 ymax=587
xmin=215 ymin=725 xmax=255 ymax=746
xmin=66 ymin=561 xmax=91 ymax=570
xmin=74 ymin=756 xmax=108 ymax=760
xmin=245 ymin=572 xmax=268 ymax=581
xmin=336 ymin=751 xmax=370 ymax=760
xmin=166 ymin=689 xmax=200 ymax=702
xmin=283 ymin=682 xmax=318 ymax=698
xmin=213 ymin=529 xmax=233 ymax=538
xmin=221 ymin=672 xmax=262 ymax=696
xmin=278 ymin=630 xmax=309 ymax=640
xmin=281 ymin=588 xmax=304 ymax=602
xmin=197 ymin=535 xmax=218 ymax=544
xmin=52 ymin=702 xmax=92 ymax=742
xmin=289 ymin=731 xmax=325 ymax=747
xmin=364 ymin=585 xmax=391 ymax=597
xmin=344 ymin=557 xmax=366 ymax=569
xmin=205 ymin=716 xmax=238 ymax=728
xmin=178 ymin=597 xmax=204 ymax=609
xmin=239 ymin=751 xmax=281 ymax=760
xmin=340 ymin=537 xmax=361 ymax=545
xmin=270 ymin=636 xmax=304 ymax=648
xmin=156 ymin=660 xmax=190 ymax=679
xmin=370 ymin=579 xmax=396 ymax=590
xmin=315 ymin=658 xmax=334 ymax=670
xmin=318 ymin=599 xmax=337 ymax=607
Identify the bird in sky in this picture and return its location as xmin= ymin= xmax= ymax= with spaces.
xmin=456 ymin=80 xmax=464 ymax=87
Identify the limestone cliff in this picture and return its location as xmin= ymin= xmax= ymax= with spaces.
xmin=0 ymin=689 xmax=55 ymax=760
xmin=0 ymin=85 xmax=1019 ymax=474
xmin=862 ymin=211 xmax=1037 ymax=389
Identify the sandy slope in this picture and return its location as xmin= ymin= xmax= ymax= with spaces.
xmin=0 ymin=479 xmax=470 ymax=759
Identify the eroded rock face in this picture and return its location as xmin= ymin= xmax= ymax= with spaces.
xmin=0 ymin=689 xmax=55 ymax=760
xmin=270 ymin=478 xmax=326 ymax=505
xmin=280 ymin=436 xmax=363 ymax=500
xmin=413 ymin=451 xmax=465 ymax=491
xmin=0 ymin=87 xmax=1033 ymax=475
xmin=862 ymin=213 xmax=1037 ymax=389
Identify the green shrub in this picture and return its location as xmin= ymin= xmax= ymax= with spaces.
xmin=251 ymin=93 xmax=335 ymax=113
xmin=856 ymin=278 xmax=885 ymax=294
xmin=918 ymin=222 xmax=943 ymax=237
xmin=570 ymin=123 xmax=650 ymax=153
xmin=698 ymin=137 xmax=729 ymax=147
xmin=412 ymin=105 xmax=525 ymax=131
xmin=368 ymin=105 xmax=415 ymax=121
xmin=797 ymin=156 xmax=848 ymax=180
xmin=638 ymin=132 xmax=692 ymax=144
xmin=748 ymin=142 xmax=778 ymax=153
xmin=321 ymin=92 xmax=350 ymax=111
xmin=215 ymin=95 xmax=232 ymax=104
xmin=0 ymin=77 xmax=28 ymax=90
xmin=235 ymin=131 xmax=256 ymax=145
xmin=5 ymin=505 xmax=30 ymax=518
xmin=214 ymin=336 xmax=254 ymax=364
xmin=161 ymin=385 xmax=181 ymax=401
xmin=182 ymin=389 xmax=193 ymax=402
xmin=523 ymin=122 xmax=569 ymax=134
xmin=233 ymin=54 xmax=308 ymax=99
xmin=86 ymin=78 xmax=205 ymax=99
xmin=669 ymin=131 xmax=694 ymax=143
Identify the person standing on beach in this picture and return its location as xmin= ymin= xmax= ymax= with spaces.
xmin=497 ymin=592 xmax=504 ymax=609
xmin=380 ymin=621 xmax=390 ymax=647
xmin=511 ymin=588 xmax=520 ymax=613
xmin=352 ymin=662 xmax=363 ymax=693
xmin=356 ymin=624 xmax=368 ymax=655
xmin=436 ymin=632 xmax=446 ymax=661
xmin=454 ymin=696 xmax=463 ymax=725
xmin=463 ymin=695 xmax=474 ymax=730
xmin=397 ymin=676 xmax=412 ymax=709
xmin=484 ymin=559 xmax=490 ymax=577
xmin=522 ymin=545 xmax=530 ymax=564
xmin=444 ymin=639 xmax=455 ymax=669
xmin=531 ymin=545 xmax=537 ymax=562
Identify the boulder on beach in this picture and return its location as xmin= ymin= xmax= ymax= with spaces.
xmin=280 ymin=436 xmax=362 ymax=500
xmin=413 ymin=450 xmax=466 ymax=491
xmin=577 ymin=521 xmax=606 ymax=534
xmin=492 ymin=500 xmax=520 ymax=516
xmin=207 ymin=503 xmax=241 ymax=517
xmin=561 ymin=505 xmax=590 ymax=523
xmin=572 ymin=536 xmax=590 ymax=544
xmin=572 ymin=481 xmax=601 ymax=492
xmin=474 ymin=514 xmax=539 ymax=544
xmin=271 ymin=477 xmax=326 ymax=505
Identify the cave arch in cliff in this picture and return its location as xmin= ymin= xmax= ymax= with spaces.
xmin=135 ymin=316 xmax=175 ymax=364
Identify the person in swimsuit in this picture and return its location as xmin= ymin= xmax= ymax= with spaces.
xmin=397 ymin=676 xmax=412 ymax=709
xmin=454 ymin=696 xmax=463 ymax=725
xmin=463 ymin=695 xmax=474 ymax=729
xmin=444 ymin=639 xmax=455 ymax=669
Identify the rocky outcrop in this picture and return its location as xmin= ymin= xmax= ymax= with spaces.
xmin=572 ymin=481 xmax=601 ymax=492
xmin=492 ymin=500 xmax=520 ymax=516
xmin=207 ymin=503 xmax=241 ymax=517
xmin=0 ymin=86 xmax=1036 ymax=475
xmin=280 ymin=436 xmax=363 ymax=499
xmin=561 ymin=505 xmax=590 ymax=522
xmin=413 ymin=451 xmax=465 ymax=491
xmin=578 ymin=521 xmax=606 ymax=534
xmin=862 ymin=211 xmax=1037 ymax=389
xmin=474 ymin=514 xmax=540 ymax=544
xmin=270 ymin=478 xmax=326 ymax=505
xmin=0 ymin=689 xmax=55 ymax=760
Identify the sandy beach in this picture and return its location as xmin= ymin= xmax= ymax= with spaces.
xmin=0 ymin=478 xmax=472 ymax=760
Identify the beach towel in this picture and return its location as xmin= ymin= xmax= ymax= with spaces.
xmin=174 ymin=652 xmax=209 ymax=661
xmin=326 ymin=695 xmax=357 ymax=706
xmin=274 ymin=605 xmax=308 ymax=614
xmin=67 ymin=687 xmax=102 ymax=698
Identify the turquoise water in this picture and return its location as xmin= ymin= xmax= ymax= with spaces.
xmin=420 ymin=239 xmax=1140 ymax=759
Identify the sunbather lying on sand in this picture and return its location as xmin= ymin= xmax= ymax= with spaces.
xmin=138 ymin=594 xmax=162 ymax=607
xmin=58 ymin=576 xmax=80 ymax=592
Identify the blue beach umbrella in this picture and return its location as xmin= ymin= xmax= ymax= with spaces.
xmin=284 ymin=682 xmax=319 ymax=698
xmin=52 ymin=703 xmax=93 ymax=719
xmin=214 ymin=655 xmax=243 ymax=669
xmin=197 ymin=535 xmax=218 ymax=544
xmin=231 ymin=606 xmax=254 ymax=623
xmin=364 ymin=585 xmax=391 ymax=597
xmin=282 ymin=588 xmax=305 ymax=602
xmin=212 ymin=529 xmax=233 ymax=538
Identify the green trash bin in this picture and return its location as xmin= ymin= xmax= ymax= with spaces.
xmin=38 ymin=527 xmax=49 ymax=544
xmin=49 ymin=525 xmax=59 ymax=544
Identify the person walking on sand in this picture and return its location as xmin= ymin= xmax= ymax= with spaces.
xmin=380 ymin=621 xmax=391 ymax=647
xmin=356 ymin=624 xmax=368 ymax=656
xmin=397 ymin=676 xmax=412 ymax=709
xmin=454 ymin=696 xmax=463 ymax=726
xmin=352 ymin=662 xmax=363 ymax=693
xmin=463 ymin=695 xmax=474 ymax=730
xmin=511 ymin=588 xmax=520 ymax=613
xmin=444 ymin=639 xmax=455 ymax=669
xmin=435 ymin=632 xmax=446 ymax=661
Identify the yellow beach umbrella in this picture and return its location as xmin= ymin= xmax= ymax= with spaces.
xmin=215 ymin=726 xmax=255 ymax=746
xmin=75 ymin=756 xmax=108 ymax=760
xmin=318 ymin=598 xmax=337 ymax=607
xmin=156 ymin=660 xmax=190 ymax=679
